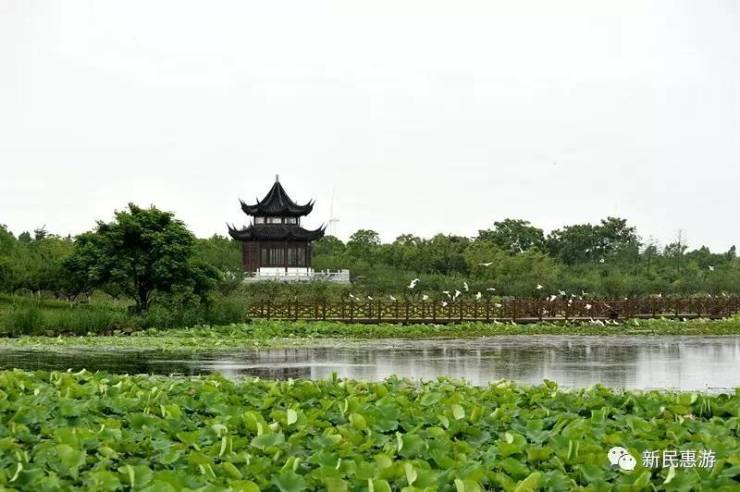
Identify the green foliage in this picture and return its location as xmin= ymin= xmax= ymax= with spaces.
xmin=194 ymin=235 xmax=242 ymax=275
xmin=0 ymin=293 xmax=251 ymax=336
xmin=308 ymin=217 xmax=738 ymax=298
xmin=2 ymin=214 xmax=740 ymax=314
xmin=0 ymin=370 xmax=737 ymax=490
xmin=2 ymin=317 xmax=739 ymax=352
xmin=0 ymin=296 xmax=133 ymax=336
xmin=64 ymin=204 xmax=218 ymax=311
xmin=0 ymin=226 xmax=74 ymax=296
xmin=477 ymin=219 xmax=545 ymax=254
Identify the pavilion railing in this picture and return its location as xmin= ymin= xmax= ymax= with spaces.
xmin=247 ymin=296 xmax=740 ymax=323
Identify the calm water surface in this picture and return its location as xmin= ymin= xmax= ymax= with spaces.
xmin=1 ymin=336 xmax=738 ymax=391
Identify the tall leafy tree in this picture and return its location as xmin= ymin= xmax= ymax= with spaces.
xmin=346 ymin=229 xmax=381 ymax=265
xmin=477 ymin=219 xmax=545 ymax=254
xmin=546 ymin=223 xmax=598 ymax=264
xmin=65 ymin=204 xmax=217 ymax=311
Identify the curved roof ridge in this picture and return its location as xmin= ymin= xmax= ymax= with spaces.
xmin=240 ymin=180 xmax=314 ymax=217
xmin=228 ymin=223 xmax=326 ymax=241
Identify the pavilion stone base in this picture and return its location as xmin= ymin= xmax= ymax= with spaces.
xmin=244 ymin=268 xmax=350 ymax=284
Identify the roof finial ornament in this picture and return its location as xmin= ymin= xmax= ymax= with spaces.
xmin=275 ymin=174 xmax=280 ymax=182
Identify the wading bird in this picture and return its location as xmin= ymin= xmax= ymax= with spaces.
xmin=475 ymin=292 xmax=482 ymax=300
xmin=479 ymin=262 xmax=493 ymax=267
xmin=408 ymin=278 xmax=419 ymax=289
xmin=536 ymin=284 xmax=543 ymax=290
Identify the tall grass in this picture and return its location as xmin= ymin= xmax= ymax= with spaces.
xmin=0 ymin=293 xmax=250 ymax=336
xmin=0 ymin=302 xmax=135 ymax=336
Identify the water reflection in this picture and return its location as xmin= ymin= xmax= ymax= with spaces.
xmin=0 ymin=336 xmax=738 ymax=391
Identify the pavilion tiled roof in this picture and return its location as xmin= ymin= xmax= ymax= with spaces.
xmin=228 ymin=223 xmax=326 ymax=242
xmin=240 ymin=179 xmax=314 ymax=217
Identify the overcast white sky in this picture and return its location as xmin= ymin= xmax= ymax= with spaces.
xmin=1 ymin=1 xmax=738 ymax=251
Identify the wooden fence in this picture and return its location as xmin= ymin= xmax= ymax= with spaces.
xmin=248 ymin=296 xmax=740 ymax=324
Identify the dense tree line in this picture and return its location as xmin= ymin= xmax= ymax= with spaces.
xmin=1 ymin=209 xmax=738 ymax=311
xmin=311 ymin=217 xmax=738 ymax=297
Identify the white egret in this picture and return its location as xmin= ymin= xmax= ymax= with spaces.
xmin=422 ymin=294 xmax=429 ymax=301
xmin=475 ymin=292 xmax=482 ymax=300
xmin=463 ymin=282 xmax=469 ymax=292
xmin=389 ymin=295 xmax=397 ymax=301
xmin=536 ymin=284 xmax=543 ymax=290
xmin=479 ymin=262 xmax=493 ymax=267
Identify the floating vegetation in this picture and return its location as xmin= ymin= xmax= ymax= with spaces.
xmin=0 ymin=370 xmax=737 ymax=490
xmin=0 ymin=317 xmax=739 ymax=354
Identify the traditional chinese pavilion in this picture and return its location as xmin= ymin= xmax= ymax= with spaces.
xmin=228 ymin=177 xmax=347 ymax=282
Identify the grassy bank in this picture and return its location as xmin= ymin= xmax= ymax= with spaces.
xmin=1 ymin=317 xmax=739 ymax=353
xmin=0 ymin=370 xmax=737 ymax=491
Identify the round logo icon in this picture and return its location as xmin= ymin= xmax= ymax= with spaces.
xmin=608 ymin=447 xmax=636 ymax=471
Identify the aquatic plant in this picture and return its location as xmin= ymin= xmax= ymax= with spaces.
xmin=1 ymin=317 xmax=739 ymax=353
xmin=0 ymin=370 xmax=737 ymax=490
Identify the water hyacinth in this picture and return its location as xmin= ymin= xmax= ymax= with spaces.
xmin=0 ymin=370 xmax=737 ymax=490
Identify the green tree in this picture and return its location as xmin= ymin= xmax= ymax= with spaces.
xmin=0 ymin=225 xmax=16 ymax=292
xmin=477 ymin=219 xmax=545 ymax=254
xmin=594 ymin=217 xmax=640 ymax=260
xmin=313 ymin=235 xmax=346 ymax=257
xmin=465 ymin=240 xmax=559 ymax=296
xmin=194 ymin=235 xmax=241 ymax=274
xmin=65 ymin=204 xmax=216 ymax=311
xmin=546 ymin=223 xmax=598 ymax=264
xmin=346 ymin=229 xmax=381 ymax=265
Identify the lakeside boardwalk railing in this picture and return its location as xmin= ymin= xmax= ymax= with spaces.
xmin=248 ymin=296 xmax=740 ymax=323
